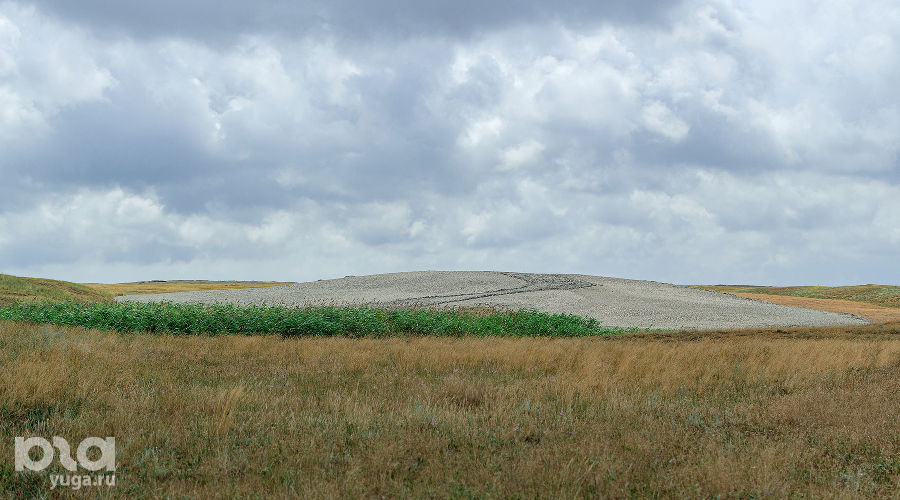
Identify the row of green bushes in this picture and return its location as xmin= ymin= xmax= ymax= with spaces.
xmin=0 ymin=300 xmax=630 ymax=337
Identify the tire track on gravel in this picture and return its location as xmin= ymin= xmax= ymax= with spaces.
xmin=382 ymin=272 xmax=596 ymax=307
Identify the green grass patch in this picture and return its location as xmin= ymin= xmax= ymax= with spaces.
xmin=0 ymin=301 xmax=632 ymax=338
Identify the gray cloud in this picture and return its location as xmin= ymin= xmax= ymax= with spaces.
xmin=30 ymin=0 xmax=679 ymax=42
xmin=1 ymin=0 xmax=899 ymax=285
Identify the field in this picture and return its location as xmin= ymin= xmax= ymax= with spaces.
xmin=3 ymin=321 xmax=900 ymax=497
xmin=83 ymin=280 xmax=291 ymax=296
xmin=0 ymin=275 xmax=289 ymax=307
xmin=0 ymin=274 xmax=110 ymax=307
xmin=695 ymin=285 xmax=900 ymax=324
xmin=1 ymin=274 xmax=900 ymax=497
xmin=725 ymin=293 xmax=900 ymax=324
xmin=697 ymin=284 xmax=900 ymax=309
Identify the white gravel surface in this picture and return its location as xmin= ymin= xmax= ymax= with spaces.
xmin=116 ymin=271 xmax=871 ymax=330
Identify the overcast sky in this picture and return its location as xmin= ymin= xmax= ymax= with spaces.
xmin=1 ymin=0 xmax=898 ymax=285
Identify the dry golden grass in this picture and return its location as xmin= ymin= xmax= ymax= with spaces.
xmin=84 ymin=280 xmax=293 ymax=296
xmin=0 ymin=274 xmax=110 ymax=307
xmin=698 ymin=284 xmax=900 ymax=309
xmin=731 ymin=292 xmax=900 ymax=324
xmin=2 ymin=321 xmax=899 ymax=498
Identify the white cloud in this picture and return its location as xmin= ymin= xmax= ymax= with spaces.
xmin=641 ymin=101 xmax=690 ymax=142
xmin=460 ymin=116 xmax=503 ymax=147
xmin=0 ymin=12 xmax=20 ymax=74
xmin=500 ymin=140 xmax=544 ymax=171
xmin=0 ymin=86 xmax=45 ymax=142
xmin=0 ymin=5 xmax=115 ymax=149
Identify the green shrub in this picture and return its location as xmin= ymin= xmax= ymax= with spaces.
xmin=0 ymin=301 xmax=630 ymax=338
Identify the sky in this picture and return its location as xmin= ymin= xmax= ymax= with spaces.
xmin=1 ymin=0 xmax=898 ymax=285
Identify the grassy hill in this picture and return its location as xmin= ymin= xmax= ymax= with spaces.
xmin=0 ymin=274 xmax=291 ymax=307
xmin=696 ymin=284 xmax=900 ymax=309
xmin=0 ymin=273 xmax=110 ymax=307
xmin=84 ymin=280 xmax=291 ymax=296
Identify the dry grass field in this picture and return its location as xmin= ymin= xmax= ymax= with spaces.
xmin=0 ymin=274 xmax=290 ymax=307
xmin=696 ymin=283 xmax=900 ymax=324
xmin=729 ymin=292 xmax=900 ymax=324
xmin=0 ymin=274 xmax=110 ymax=307
xmin=2 ymin=321 xmax=900 ymax=498
xmin=3 ymin=275 xmax=900 ymax=497
xmin=699 ymin=284 xmax=900 ymax=310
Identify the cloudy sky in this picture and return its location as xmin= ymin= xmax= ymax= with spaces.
xmin=1 ymin=0 xmax=898 ymax=285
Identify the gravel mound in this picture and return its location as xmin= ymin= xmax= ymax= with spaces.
xmin=117 ymin=271 xmax=871 ymax=330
